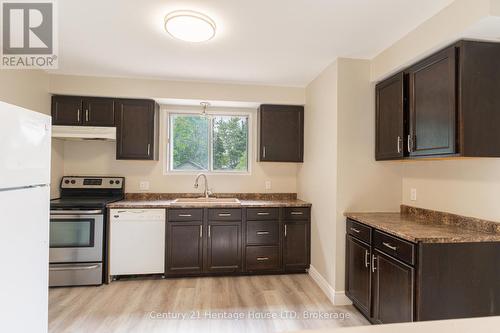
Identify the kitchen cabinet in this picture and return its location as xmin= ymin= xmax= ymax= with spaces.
xmin=166 ymin=222 xmax=204 ymax=275
xmin=166 ymin=206 xmax=311 ymax=277
xmin=115 ymin=99 xmax=159 ymax=160
xmin=51 ymin=96 xmax=82 ymax=126
xmin=258 ymin=104 xmax=304 ymax=162
xmin=82 ymin=97 xmax=115 ymax=126
xmin=375 ymin=40 xmax=500 ymax=160
xmin=345 ymin=235 xmax=371 ymax=317
xmin=375 ymin=72 xmax=406 ymax=160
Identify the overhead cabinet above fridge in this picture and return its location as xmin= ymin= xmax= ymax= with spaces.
xmin=375 ymin=40 xmax=500 ymax=160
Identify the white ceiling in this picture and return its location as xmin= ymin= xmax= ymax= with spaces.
xmin=54 ymin=0 xmax=454 ymax=87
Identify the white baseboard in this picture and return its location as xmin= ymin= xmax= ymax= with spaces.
xmin=308 ymin=265 xmax=352 ymax=306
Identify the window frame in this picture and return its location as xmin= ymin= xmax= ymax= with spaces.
xmin=163 ymin=106 xmax=253 ymax=175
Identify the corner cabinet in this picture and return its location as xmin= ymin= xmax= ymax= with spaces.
xmin=115 ymin=99 xmax=159 ymax=160
xmin=258 ymin=104 xmax=304 ymax=162
xmin=375 ymin=40 xmax=500 ymax=160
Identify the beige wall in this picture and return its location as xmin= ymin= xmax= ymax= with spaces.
xmin=297 ymin=61 xmax=338 ymax=284
xmin=0 ymin=69 xmax=63 ymax=199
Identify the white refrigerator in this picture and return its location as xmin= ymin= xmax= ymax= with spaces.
xmin=0 ymin=101 xmax=51 ymax=333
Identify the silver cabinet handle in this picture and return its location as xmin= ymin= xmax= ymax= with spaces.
xmin=256 ymin=257 xmax=269 ymax=261
xmin=256 ymin=231 xmax=270 ymax=235
xmin=383 ymin=242 xmax=397 ymax=251
xmin=178 ymin=214 xmax=192 ymax=217
xmin=77 ymin=109 xmax=81 ymax=122
xmin=263 ymin=146 xmax=266 ymax=159
xmin=257 ymin=212 xmax=270 ymax=216
xmin=199 ymin=225 xmax=203 ymax=238
xmin=284 ymin=224 xmax=287 ymax=237
xmin=365 ymin=250 xmax=370 ymax=268
xmin=147 ymin=143 xmax=151 ymax=156
xmin=208 ymin=225 xmax=211 ymax=238
xmin=218 ymin=213 xmax=231 ymax=217
xmin=291 ymin=211 xmax=303 ymax=215
xmin=350 ymin=227 xmax=361 ymax=233
xmin=372 ymin=255 xmax=377 ymax=273
xmin=397 ymin=136 xmax=402 ymax=153
xmin=50 ymin=264 xmax=99 ymax=271
xmin=407 ymin=135 xmax=413 ymax=152
xmin=85 ymin=109 xmax=89 ymax=122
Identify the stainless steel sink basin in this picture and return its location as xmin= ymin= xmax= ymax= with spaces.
xmin=172 ymin=197 xmax=241 ymax=205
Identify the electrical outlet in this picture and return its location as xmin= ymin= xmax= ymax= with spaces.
xmin=139 ymin=181 xmax=150 ymax=191
xmin=265 ymin=180 xmax=272 ymax=190
xmin=410 ymin=188 xmax=417 ymax=201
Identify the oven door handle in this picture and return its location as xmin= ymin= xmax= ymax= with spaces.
xmin=50 ymin=209 xmax=103 ymax=215
xmin=49 ymin=264 xmax=100 ymax=271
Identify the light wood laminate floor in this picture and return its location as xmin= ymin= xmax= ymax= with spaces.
xmin=49 ymin=274 xmax=369 ymax=333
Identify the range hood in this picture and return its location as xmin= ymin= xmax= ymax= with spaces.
xmin=52 ymin=125 xmax=116 ymax=141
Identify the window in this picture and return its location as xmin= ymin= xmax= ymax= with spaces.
xmin=168 ymin=112 xmax=249 ymax=173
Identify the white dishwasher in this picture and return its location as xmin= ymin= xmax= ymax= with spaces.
xmin=110 ymin=209 xmax=166 ymax=276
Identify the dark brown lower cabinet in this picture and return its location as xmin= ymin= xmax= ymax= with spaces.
xmin=345 ymin=235 xmax=371 ymax=317
xmin=206 ymin=222 xmax=241 ymax=273
xmin=283 ymin=220 xmax=310 ymax=272
xmin=166 ymin=222 xmax=203 ymax=275
xmin=372 ymin=250 xmax=414 ymax=324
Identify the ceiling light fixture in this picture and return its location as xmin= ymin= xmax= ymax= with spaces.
xmin=164 ymin=10 xmax=216 ymax=43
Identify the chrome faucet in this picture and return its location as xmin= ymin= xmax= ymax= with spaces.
xmin=194 ymin=173 xmax=212 ymax=198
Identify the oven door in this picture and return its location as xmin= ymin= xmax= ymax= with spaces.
xmin=49 ymin=210 xmax=103 ymax=263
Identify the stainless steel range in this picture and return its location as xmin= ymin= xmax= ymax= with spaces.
xmin=49 ymin=176 xmax=124 ymax=287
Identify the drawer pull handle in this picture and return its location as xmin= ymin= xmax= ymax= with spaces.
xmin=257 ymin=212 xmax=270 ymax=216
xmin=365 ymin=250 xmax=370 ymax=268
xmin=291 ymin=212 xmax=303 ymax=215
xmin=383 ymin=242 xmax=397 ymax=251
xmin=178 ymin=214 xmax=192 ymax=217
xmin=350 ymin=227 xmax=361 ymax=233
xmin=218 ymin=213 xmax=232 ymax=217
xmin=256 ymin=231 xmax=270 ymax=235
xmin=257 ymin=257 xmax=269 ymax=261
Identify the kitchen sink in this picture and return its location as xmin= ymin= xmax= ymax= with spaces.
xmin=172 ymin=197 xmax=241 ymax=205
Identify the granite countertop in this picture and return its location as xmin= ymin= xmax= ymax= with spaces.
xmin=345 ymin=206 xmax=500 ymax=244
xmin=107 ymin=193 xmax=311 ymax=209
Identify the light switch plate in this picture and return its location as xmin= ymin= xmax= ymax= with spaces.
xmin=139 ymin=181 xmax=150 ymax=191
xmin=265 ymin=180 xmax=272 ymax=190
xmin=410 ymin=188 xmax=417 ymax=201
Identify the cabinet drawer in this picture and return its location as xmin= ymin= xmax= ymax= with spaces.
xmin=246 ymin=246 xmax=280 ymax=271
xmin=168 ymin=209 xmax=203 ymax=222
xmin=246 ymin=221 xmax=279 ymax=245
xmin=347 ymin=219 xmax=371 ymax=244
xmin=208 ymin=208 xmax=242 ymax=221
xmin=246 ymin=208 xmax=279 ymax=220
xmin=373 ymin=230 xmax=415 ymax=266
xmin=284 ymin=207 xmax=310 ymax=220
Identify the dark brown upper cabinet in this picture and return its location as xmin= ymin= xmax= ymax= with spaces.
xmin=115 ymin=99 xmax=159 ymax=160
xmin=52 ymin=95 xmax=115 ymax=127
xmin=51 ymin=96 xmax=83 ymax=126
xmin=408 ymin=47 xmax=457 ymax=157
xmin=82 ymin=97 xmax=115 ymax=126
xmin=375 ymin=72 xmax=407 ymax=160
xmin=258 ymin=104 xmax=304 ymax=162
xmin=375 ymin=40 xmax=500 ymax=160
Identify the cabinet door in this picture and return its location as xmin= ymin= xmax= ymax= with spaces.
xmin=259 ymin=105 xmax=304 ymax=162
xmin=345 ymin=235 xmax=371 ymax=316
xmin=408 ymin=47 xmax=457 ymax=157
xmin=166 ymin=222 xmax=203 ymax=275
xmin=206 ymin=222 xmax=241 ymax=273
xmin=375 ymin=72 xmax=406 ymax=160
xmin=283 ymin=221 xmax=310 ymax=271
xmin=115 ymin=99 xmax=156 ymax=160
xmin=51 ymin=96 xmax=82 ymax=125
xmin=82 ymin=97 xmax=115 ymax=126
xmin=372 ymin=251 xmax=414 ymax=324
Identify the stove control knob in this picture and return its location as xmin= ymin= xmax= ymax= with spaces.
xmin=115 ymin=180 xmax=120 ymax=184
xmin=70 ymin=180 xmax=76 ymax=184
xmin=64 ymin=179 xmax=70 ymax=184
xmin=109 ymin=180 xmax=114 ymax=184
